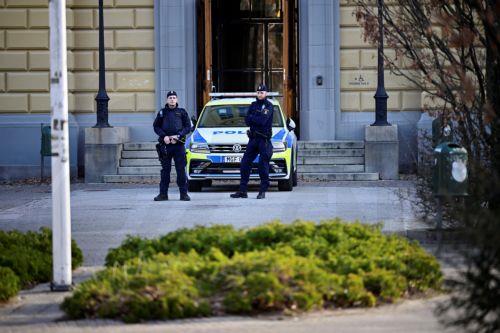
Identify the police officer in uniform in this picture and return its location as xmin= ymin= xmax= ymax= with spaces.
xmin=153 ymin=91 xmax=191 ymax=201
xmin=231 ymin=84 xmax=274 ymax=199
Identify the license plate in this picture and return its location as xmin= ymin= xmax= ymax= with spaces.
xmin=222 ymin=170 xmax=240 ymax=173
xmin=224 ymin=156 xmax=242 ymax=163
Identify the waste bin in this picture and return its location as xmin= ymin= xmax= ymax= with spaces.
xmin=40 ymin=124 xmax=51 ymax=182
xmin=432 ymin=142 xmax=468 ymax=197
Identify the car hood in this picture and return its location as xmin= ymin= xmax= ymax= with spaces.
xmin=193 ymin=127 xmax=286 ymax=144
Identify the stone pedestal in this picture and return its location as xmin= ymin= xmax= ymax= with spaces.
xmin=85 ymin=127 xmax=129 ymax=183
xmin=416 ymin=112 xmax=435 ymax=171
xmin=365 ymin=125 xmax=399 ymax=180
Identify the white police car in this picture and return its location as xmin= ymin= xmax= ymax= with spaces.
xmin=185 ymin=93 xmax=298 ymax=191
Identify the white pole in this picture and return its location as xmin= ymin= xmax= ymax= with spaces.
xmin=49 ymin=0 xmax=72 ymax=291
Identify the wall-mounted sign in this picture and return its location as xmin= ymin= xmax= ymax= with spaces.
xmin=349 ymin=74 xmax=370 ymax=86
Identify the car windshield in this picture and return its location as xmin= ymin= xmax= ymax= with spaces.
xmin=197 ymin=104 xmax=284 ymax=128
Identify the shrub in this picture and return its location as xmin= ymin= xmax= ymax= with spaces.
xmin=0 ymin=228 xmax=84 ymax=291
xmin=0 ymin=267 xmax=20 ymax=302
xmin=67 ymin=220 xmax=442 ymax=322
xmin=63 ymin=252 xmax=212 ymax=322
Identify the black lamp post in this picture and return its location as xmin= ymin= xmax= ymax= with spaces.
xmin=94 ymin=0 xmax=111 ymax=128
xmin=372 ymin=0 xmax=390 ymax=126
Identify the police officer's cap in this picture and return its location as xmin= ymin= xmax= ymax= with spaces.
xmin=257 ymin=84 xmax=268 ymax=92
xmin=166 ymin=90 xmax=177 ymax=98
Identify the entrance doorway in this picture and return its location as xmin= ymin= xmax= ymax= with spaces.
xmin=196 ymin=0 xmax=300 ymax=131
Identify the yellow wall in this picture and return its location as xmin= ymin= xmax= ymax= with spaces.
xmin=0 ymin=1 xmax=421 ymax=115
xmin=339 ymin=1 xmax=422 ymax=112
xmin=0 ymin=0 xmax=155 ymax=114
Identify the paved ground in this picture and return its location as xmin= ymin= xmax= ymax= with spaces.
xmin=0 ymin=181 xmax=464 ymax=332
xmin=1 ymin=291 xmax=457 ymax=333
xmin=0 ymin=181 xmax=422 ymax=266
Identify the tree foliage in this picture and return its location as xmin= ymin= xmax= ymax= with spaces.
xmin=355 ymin=1 xmax=500 ymax=332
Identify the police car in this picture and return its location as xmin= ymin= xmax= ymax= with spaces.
xmin=185 ymin=92 xmax=298 ymax=192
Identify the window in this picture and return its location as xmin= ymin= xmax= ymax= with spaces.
xmin=198 ymin=104 xmax=284 ymax=128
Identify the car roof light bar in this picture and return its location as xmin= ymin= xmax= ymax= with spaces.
xmin=209 ymin=92 xmax=281 ymax=99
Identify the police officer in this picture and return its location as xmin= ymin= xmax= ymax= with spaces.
xmin=153 ymin=91 xmax=191 ymax=201
xmin=231 ymin=84 xmax=274 ymax=199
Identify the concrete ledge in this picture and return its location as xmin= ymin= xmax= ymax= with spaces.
xmin=0 ymin=165 xmax=78 ymax=181
xmin=365 ymin=124 xmax=398 ymax=142
xmin=365 ymin=125 xmax=399 ymax=180
xmin=85 ymin=127 xmax=130 ymax=183
xmin=84 ymin=127 xmax=130 ymax=145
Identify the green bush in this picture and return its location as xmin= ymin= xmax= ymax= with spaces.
xmin=0 ymin=228 xmax=84 ymax=291
xmin=0 ymin=267 xmax=20 ymax=302
xmin=63 ymin=252 xmax=212 ymax=322
xmin=67 ymin=219 xmax=442 ymax=322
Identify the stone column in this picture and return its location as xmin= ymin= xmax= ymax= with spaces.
xmin=365 ymin=125 xmax=399 ymax=180
xmin=84 ymin=127 xmax=129 ymax=183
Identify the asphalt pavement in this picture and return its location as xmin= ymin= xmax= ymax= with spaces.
xmin=0 ymin=180 xmax=464 ymax=332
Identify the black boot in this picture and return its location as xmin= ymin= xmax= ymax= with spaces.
xmin=154 ymin=194 xmax=168 ymax=201
xmin=256 ymin=192 xmax=266 ymax=199
xmin=230 ymin=191 xmax=248 ymax=198
xmin=180 ymin=193 xmax=191 ymax=201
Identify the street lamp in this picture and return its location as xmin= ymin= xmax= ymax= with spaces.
xmin=372 ymin=0 xmax=390 ymax=126
xmin=94 ymin=0 xmax=111 ymax=128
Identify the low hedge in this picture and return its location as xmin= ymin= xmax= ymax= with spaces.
xmin=0 ymin=267 xmax=19 ymax=302
xmin=0 ymin=227 xmax=84 ymax=301
xmin=63 ymin=219 xmax=442 ymax=322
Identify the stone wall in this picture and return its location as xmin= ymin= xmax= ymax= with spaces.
xmin=0 ymin=0 xmax=155 ymax=115
xmin=339 ymin=1 xmax=422 ymax=113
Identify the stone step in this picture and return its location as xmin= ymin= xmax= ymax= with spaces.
xmin=297 ymin=156 xmax=364 ymax=165
xmin=297 ymin=149 xmax=364 ymax=157
xmin=298 ymin=141 xmax=364 ymax=149
xmin=118 ymin=166 xmax=161 ymax=175
xmin=123 ymin=142 xmax=157 ymax=150
xmin=297 ymin=164 xmax=364 ymax=173
xmin=121 ymin=158 xmax=161 ymax=167
xmin=124 ymin=148 xmax=365 ymax=159
xmin=104 ymin=173 xmax=379 ymax=183
xmin=300 ymin=172 xmax=379 ymax=181
xmin=103 ymin=174 xmax=161 ymax=183
xmin=122 ymin=150 xmax=158 ymax=158
xmin=124 ymin=142 xmax=365 ymax=151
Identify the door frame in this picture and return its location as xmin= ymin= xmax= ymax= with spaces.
xmin=196 ymin=0 xmax=299 ymax=127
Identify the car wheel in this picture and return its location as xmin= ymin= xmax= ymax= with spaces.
xmin=278 ymin=176 xmax=293 ymax=191
xmin=188 ymin=180 xmax=203 ymax=192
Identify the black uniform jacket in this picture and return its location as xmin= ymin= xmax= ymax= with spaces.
xmin=153 ymin=104 xmax=191 ymax=142
xmin=245 ymin=98 xmax=274 ymax=139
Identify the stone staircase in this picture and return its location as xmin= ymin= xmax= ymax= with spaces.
xmin=103 ymin=142 xmax=161 ymax=183
xmin=297 ymin=141 xmax=379 ymax=181
xmin=102 ymin=141 xmax=379 ymax=183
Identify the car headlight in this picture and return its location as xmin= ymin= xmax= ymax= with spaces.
xmin=190 ymin=142 xmax=210 ymax=154
xmin=272 ymin=141 xmax=287 ymax=152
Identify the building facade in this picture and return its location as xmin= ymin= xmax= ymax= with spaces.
xmin=0 ymin=0 xmax=423 ymax=180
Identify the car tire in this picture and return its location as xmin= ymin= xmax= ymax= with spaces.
xmin=188 ymin=180 xmax=203 ymax=192
xmin=278 ymin=176 xmax=293 ymax=191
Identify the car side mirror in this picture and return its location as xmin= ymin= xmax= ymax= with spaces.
xmin=190 ymin=115 xmax=198 ymax=131
xmin=286 ymin=118 xmax=296 ymax=131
